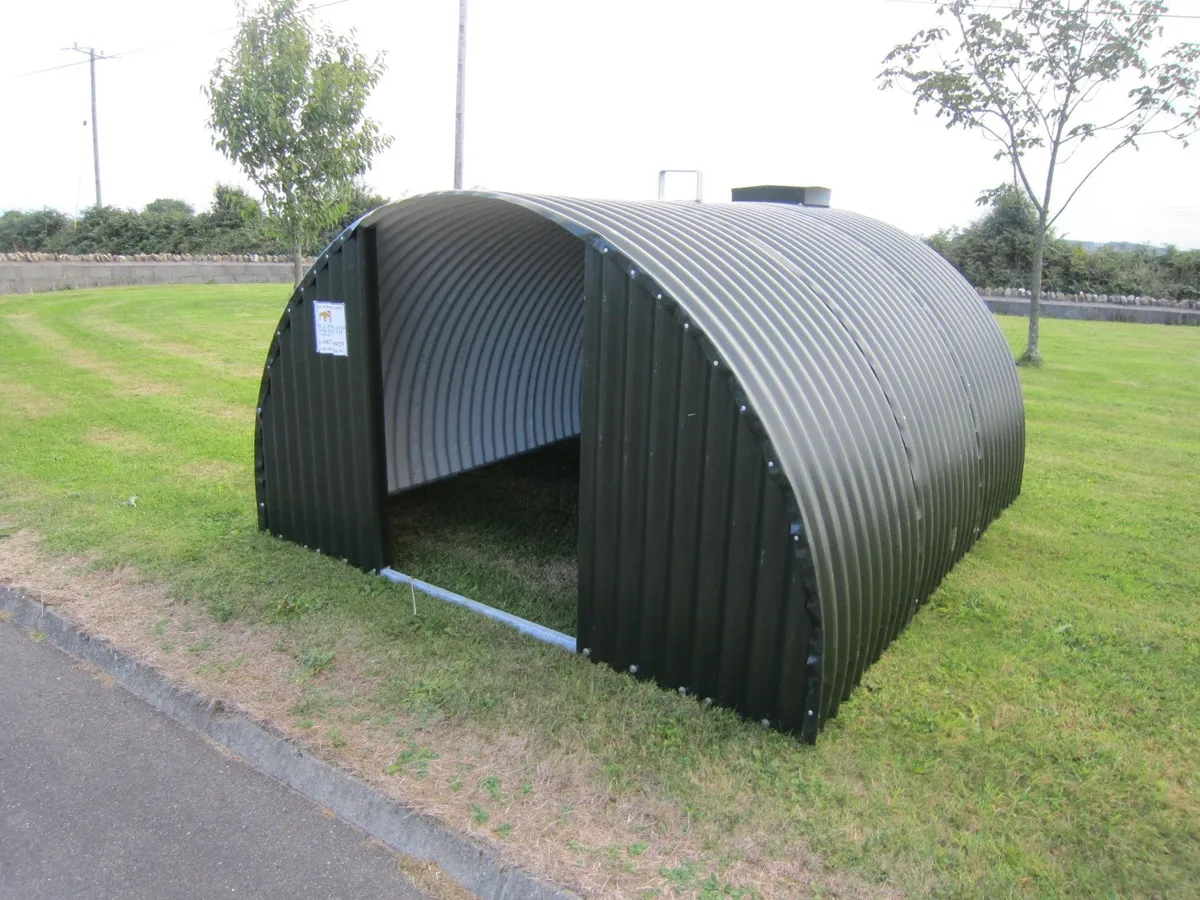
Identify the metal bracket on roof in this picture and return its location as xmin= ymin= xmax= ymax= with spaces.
xmin=657 ymin=169 xmax=704 ymax=203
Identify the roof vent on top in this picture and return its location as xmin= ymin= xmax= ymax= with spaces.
xmin=731 ymin=185 xmax=832 ymax=208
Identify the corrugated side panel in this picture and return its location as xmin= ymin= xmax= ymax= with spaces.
xmin=255 ymin=226 xmax=390 ymax=570
xmin=577 ymin=245 xmax=816 ymax=734
xmin=374 ymin=195 xmax=584 ymax=492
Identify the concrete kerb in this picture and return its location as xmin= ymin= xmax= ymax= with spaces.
xmin=0 ymin=584 xmax=576 ymax=900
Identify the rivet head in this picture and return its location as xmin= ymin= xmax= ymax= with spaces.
xmin=761 ymin=718 xmax=771 ymax=727
xmin=656 ymin=293 xmax=662 ymax=300
xmin=768 ymin=461 xmax=775 ymax=468
xmin=712 ymin=360 xmax=719 ymax=367
xmin=703 ymin=697 xmax=713 ymax=707
xmin=259 ymin=502 xmax=265 ymax=508
xmin=808 ymin=709 xmax=815 ymax=716
xmin=678 ymin=686 xmax=687 ymax=695
xmin=683 ymin=323 xmax=689 ymax=330
xmin=582 ymin=647 xmax=591 ymax=658
xmin=629 ymin=269 xmax=636 ymax=277
xmin=794 ymin=535 xmax=800 ymax=542
xmin=601 ymin=247 xmax=608 ymax=254
xmin=629 ymin=664 xmax=639 ymax=675
xmin=740 ymin=405 xmax=747 ymax=412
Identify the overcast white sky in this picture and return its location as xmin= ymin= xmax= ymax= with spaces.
xmin=5 ymin=0 xmax=1200 ymax=246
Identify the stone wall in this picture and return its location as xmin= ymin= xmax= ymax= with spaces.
xmin=0 ymin=254 xmax=309 ymax=295
xmin=980 ymin=286 xmax=1199 ymax=311
xmin=984 ymin=295 xmax=1200 ymax=327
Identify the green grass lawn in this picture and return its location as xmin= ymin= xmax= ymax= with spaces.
xmin=1 ymin=284 xmax=1197 ymax=898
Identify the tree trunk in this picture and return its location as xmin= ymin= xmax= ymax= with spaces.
xmin=292 ymin=239 xmax=303 ymax=288
xmin=1020 ymin=213 xmax=1047 ymax=367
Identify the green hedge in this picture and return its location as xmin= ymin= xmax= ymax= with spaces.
xmin=0 ymin=183 xmax=387 ymax=258
xmin=926 ymin=187 xmax=1200 ymax=301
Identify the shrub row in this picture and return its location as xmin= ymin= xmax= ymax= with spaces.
xmin=0 ymin=184 xmax=387 ymax=258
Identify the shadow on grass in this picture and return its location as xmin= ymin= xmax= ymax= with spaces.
xmin=388 ymin=439 xmax=580 ymax=635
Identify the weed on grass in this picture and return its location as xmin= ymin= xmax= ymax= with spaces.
xmin=297 ymin=648 xmax=336 ymax=681
xmin=478 ymin=774 xmax=502 ymax=802
xmin=386 ymin=743 xmax=440 ymax=778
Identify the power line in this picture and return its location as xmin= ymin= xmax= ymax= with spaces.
xmin=11 ymin=0 xmax=359 ymax=79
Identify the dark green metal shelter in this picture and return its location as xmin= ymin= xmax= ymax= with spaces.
xmin=255 ymin=189 xmax=1025 ymax=740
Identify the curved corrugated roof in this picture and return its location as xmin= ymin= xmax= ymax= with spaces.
xmin=357 ymin=191 xmax=1024 ymax=726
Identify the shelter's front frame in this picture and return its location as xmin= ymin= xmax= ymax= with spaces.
xmin=255 ymin=201 xmax=823 ymax=738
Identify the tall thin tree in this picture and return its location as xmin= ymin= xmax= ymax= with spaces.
xmin=880 ymin=0 xmax=1199 ymax=365
xmin=206 ymin=0 xmax=392 ymax=285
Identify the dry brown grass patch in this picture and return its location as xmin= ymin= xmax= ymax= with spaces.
xmin=8 ymin=381 xmax=67 ymax=418
xmin=395 ymin=855 xmax=478 ymax=900
xmin=181 ymin=460 xmax=243 ymax=481
xmin=204 ymin=403 xmax=255 ymax=424
xmin=0 ymin=530 xmax=887 ymax=899
xmin=86 ymin=427 xmax=166 ymax=456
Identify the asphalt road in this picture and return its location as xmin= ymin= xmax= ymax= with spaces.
xmin=0 ymin=618 xmax=429 ymax=900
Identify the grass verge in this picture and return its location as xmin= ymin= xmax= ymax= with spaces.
xmin=1 ymin=284 xmax=1197 ymax=898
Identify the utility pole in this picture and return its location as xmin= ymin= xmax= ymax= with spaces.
xmin=453 ymin=0 xmax=467 ymax=189
xmin=67 ymin=44 xmax=108 ymax=207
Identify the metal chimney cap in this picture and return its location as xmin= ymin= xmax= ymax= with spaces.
xmin=731 ymin=185 xmax=832 ymax=208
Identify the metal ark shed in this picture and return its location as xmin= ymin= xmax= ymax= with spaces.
xmin=254 ymin=188 xmax=1025 ymax=741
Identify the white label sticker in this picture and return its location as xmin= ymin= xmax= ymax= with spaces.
xmin=313 ymin=301 xmax=348 ymax=356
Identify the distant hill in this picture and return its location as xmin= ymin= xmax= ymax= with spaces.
xmin=1065 ymin=240 xmax=1168 ymax=256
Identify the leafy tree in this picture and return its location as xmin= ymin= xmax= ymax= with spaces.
xmin=209 ymin=183 xmax=264 ymax=227
xmin=880 ymin=0 xmax=1200 ymax=365
xmin=68 ymin=207 xmax=147 ymax=255
xmin=0 ymin=208 xmax=72 ymax=253
xmin=927 ymin=189 xmax=1200 ymax=301
xmin=966 ymin=184 xmax=1041 ymax=287
xmin=197 ymin=184 xmax=282 ymax=255
xmin=205 ymin=0 xmax=392 ymax=284
xmin=143 ymin=198 xmax=196 ymax=217
xmin=315 ymin=180 xmax=389 ymax=248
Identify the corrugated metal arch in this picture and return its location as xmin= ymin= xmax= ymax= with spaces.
xmin=255 ymin=190 xmax=1024 ymax=740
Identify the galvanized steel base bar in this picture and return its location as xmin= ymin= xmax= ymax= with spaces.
xmin=379 ymin=568 xmax=577 ymax=653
